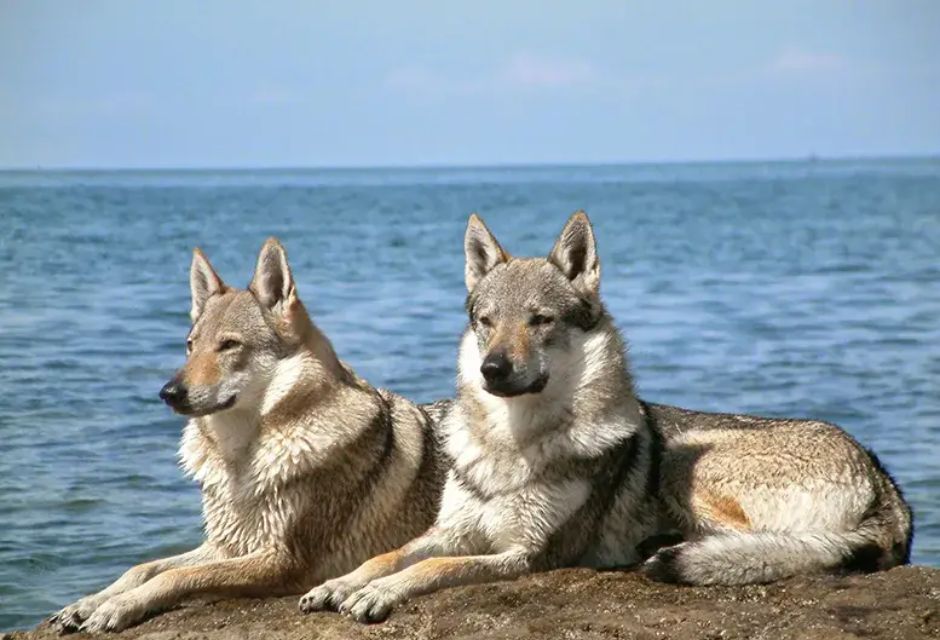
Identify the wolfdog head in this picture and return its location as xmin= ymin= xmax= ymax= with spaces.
xmin=460 ymin=211 xmax=605 ymax=398
xmin=159 ymin=238 xmax=333 ymax=417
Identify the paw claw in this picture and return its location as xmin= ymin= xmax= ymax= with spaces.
xmin=299 ymin=577 xmax=364 ymax=614
xmin=52 ymin=596 xmax=105 ymax=633
xmin=341 ymin=583 xmax=399 ymax=624
xmin=78 ymin=596 xmax=144 ymax=633
xmin=298 ymin=587 xmax=329 ymax=613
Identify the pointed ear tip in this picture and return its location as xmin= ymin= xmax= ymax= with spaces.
xmin=191 ymin=247 xmax=213 ymax=269
xmin=467 ymin=212 xmax=483 ymax=226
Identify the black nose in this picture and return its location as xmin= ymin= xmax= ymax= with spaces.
xmin=159 ymin=380 xmax=187 ymax=406
xmin=481 ymin=352 xmax=512 ymax=383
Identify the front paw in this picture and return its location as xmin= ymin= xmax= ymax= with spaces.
xmin=299 ymin=576 xmax=363 ymax=613
xmin=338 ymin=580 xmax=404 ymax=624
xmin=79 ymin=595 xmax=145 ymax=633
xmin=50 ymin=595 xmax=106 ymax=632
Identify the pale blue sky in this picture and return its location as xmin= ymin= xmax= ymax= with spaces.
xmin=1 ymin=1 xmax=938 ymax=168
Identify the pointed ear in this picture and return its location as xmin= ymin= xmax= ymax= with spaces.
xmin=464 ymin=214 xmax=510 ymax=292
xmin=249 ymin=237 xmax=295 ymax=311
xmin=190 ymin=248 xmax=227 ymax=321
xmin=549 ymin=211 xmax=600 ymax=296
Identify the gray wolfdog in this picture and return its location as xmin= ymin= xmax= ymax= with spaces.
xmin=299 ymin=211 xmax=912 ymax=623
xmin=51 ymin=238 xmax=449 ymax=632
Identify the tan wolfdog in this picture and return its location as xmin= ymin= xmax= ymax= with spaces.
xmin=51 ymin=238 xmax=449 ymax=632
xmin=300 ymin=212 xmax=912 ymax=623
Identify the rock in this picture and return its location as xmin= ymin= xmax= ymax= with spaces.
xmin=10 ymin=566 xmax=940 ymax=639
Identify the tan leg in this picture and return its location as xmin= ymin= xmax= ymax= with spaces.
xmin=299 ymin=526 xmax=475 ymax=613
xmin=79 ymin=552 xmax=296 ymax=632
xmin=340 ymin=551 xmax=531 ymax=623
xmin=51 ymin=543 xmax=218 ymax=631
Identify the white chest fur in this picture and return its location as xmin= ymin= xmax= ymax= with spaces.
xmin=204 ymin=410 xmax=260 ymax=464
xmin=438 ymin=471 xmax=591 ymax=554
xmin=483 ymin=478 xmax=591 ymax=552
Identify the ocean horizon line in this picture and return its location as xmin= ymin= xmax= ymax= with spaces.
xmin=1 ymin=153 xmax=938 ymax=174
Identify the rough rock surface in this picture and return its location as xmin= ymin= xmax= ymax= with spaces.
xmin=9 ymin=566 xmax=939 ymax=640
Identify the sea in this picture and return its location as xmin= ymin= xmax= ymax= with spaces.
xmin=1 ymin=158 xmax=938 ymax=630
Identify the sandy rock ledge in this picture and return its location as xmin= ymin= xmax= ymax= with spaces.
xmin=8 ymin=566 xmax=940 ymax=640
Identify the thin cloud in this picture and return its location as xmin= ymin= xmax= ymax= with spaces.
xmin=383 ymin=52 xmax=601 ymax=97
xmin=499 ymin=52 xmax=598 ymax=89
xmin=770 ymin=47 xmax=847 ymax=73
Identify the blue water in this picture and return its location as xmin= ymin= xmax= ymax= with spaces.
xmin=1 ymin=159 xmax=938 ymax=630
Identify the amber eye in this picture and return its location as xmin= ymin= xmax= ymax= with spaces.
xmin=218 ymin=338 xmax=241 ymax=352
xmin=478 ymin=315 xmax=493 ymax=328
xmin=529 ymin=314 xmax=554 ymax=327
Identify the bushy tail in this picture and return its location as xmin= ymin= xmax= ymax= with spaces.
xmin=643 ymin=516 xmax=907 ymax=586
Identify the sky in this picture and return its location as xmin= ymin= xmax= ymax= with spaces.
xmin=1 ymin=0 xmax=938 ymax=169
